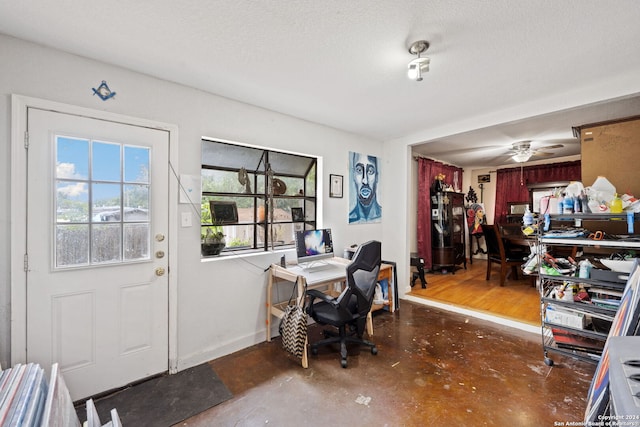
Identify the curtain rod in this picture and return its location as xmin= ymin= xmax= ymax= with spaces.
xmin=412 ymin=154 xmax=464 ymax=169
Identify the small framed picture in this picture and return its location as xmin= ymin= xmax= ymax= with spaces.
xmin=478 ymin=174 xmax=491 ymax=183
xmin=330 ymin=174 xmax=343 ymax=198
xmin=209 ymin=200 xmax=239 ymax=224
xmin=291 ymin=207 xmax=304 ymax=222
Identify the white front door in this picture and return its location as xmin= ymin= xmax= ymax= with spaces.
xmin=25 ymin=107 xmax=170 ymax=401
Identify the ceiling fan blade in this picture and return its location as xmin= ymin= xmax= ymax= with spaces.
xmin=531 ymin=151 xmax=554 ymax=157
xmin=537 ymin=144 xmax=564 ymax=150
xmin=488 ymin=152 xmax=516 ymax=162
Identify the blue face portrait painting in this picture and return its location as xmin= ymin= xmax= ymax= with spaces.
xmin=348 ymin=151 xmax=382 ymax=224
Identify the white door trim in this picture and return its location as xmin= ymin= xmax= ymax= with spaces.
xmin=10 ymin=94 xmax=180 ymax=375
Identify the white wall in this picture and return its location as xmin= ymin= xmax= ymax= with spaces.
xmin=0 ymin=35 xmax=389 ymax=369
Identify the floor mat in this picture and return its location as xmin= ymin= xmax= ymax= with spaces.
xmin=76 ymin=363 xmax=232 ymax=426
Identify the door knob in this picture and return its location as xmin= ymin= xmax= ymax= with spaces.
xmin=155 ymin=267 xmax=166 ymax=276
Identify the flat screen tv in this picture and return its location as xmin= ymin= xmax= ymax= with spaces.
xmin=295 ymin=229 xmax=334 ymax=265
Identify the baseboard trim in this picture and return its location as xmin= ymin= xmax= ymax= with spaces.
xmin=402 ymin=295 xmax=540 ymax=335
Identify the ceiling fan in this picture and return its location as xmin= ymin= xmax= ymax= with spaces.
xmin=507 ymin=141 xmax=564 ymax=163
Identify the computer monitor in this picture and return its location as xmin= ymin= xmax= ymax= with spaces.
xmin=295 ymin=229 xmax=334 ymax=265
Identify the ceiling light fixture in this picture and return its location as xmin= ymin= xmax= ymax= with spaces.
xmin=512 ymin=152 xmax=532 ymax=163
xmin=408 ymin=40 xmax=430 ymax=81
xmin=512 ymin=141 xmax=533 ymax=163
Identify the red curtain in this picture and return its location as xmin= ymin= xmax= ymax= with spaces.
xmin=494 ymin=160 xmax=581 ymax=224
xmin=417 ymin=158 xmax=464 ymax=270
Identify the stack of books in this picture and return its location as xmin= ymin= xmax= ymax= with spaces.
xmin=0 ymin=363 xmax=48 ymax=426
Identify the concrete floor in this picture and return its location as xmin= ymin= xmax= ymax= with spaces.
xmin=179 ymin=300 xmax=596 ymax=427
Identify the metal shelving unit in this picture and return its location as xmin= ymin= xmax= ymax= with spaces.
xmin=538 ymin=213 xmax=640 ymax=366
xmin=540 ymin=272 xmax=623 ymax=365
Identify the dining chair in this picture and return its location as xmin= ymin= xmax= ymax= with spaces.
xmin=481 ymin=223 xmax=528 ymax=286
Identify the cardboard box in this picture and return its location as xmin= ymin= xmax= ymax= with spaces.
xmin=545 ymin=304 xmax=586 ymax=329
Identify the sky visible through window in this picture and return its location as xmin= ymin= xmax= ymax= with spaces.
xmin=55 ymin=136 xmax=152 ymax=266
xmin=56 ymin=136 xmax=150 ymax=220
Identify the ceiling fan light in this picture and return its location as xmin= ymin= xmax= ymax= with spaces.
xmin=407 ymin=63 xmax=419 ymax=80
xmin=512 ymin=152 xmax=532 ymax=163
xmin=408 ymin=57 xmax=430 ymax=81
xmin=407 ymin=40 xmax=430 ymax=81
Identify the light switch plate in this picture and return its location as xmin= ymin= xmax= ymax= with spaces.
xmin=181 ymin=212 xmax=192 ymax=227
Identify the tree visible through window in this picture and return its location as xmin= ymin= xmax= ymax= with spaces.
xmin=55 ymin=136 xmax=151 ymax=267
xmin=201 ymin=139 xmax=317 ymax=255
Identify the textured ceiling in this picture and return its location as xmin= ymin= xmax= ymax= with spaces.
xmin=1 ymin=0 xmax=639 ymax=166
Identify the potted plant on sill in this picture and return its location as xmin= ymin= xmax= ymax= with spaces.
xmin=201 ymin=224 xmax=226 ymax=256
xmin=201 ymin=201 xmax=226 ymax=256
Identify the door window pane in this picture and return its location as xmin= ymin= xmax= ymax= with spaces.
xmin=124 ymin=146 xmax=150 ymax=183
xmin=56 ymin=224 xmax=89 ymax=267
xmin=124 ymin=185 xmax=149 ymax=221
xmin=92 ymin=183 xmax=121 ymax=222
xmin=124 ymin=223 xmax=149 ymax=260
xmin=91 ymin=224 xmax=122 ymax=263
xmin=92 ymin=141 xmax=121 ymax=182
xmin=56 ymin=181 xmax=89 ymax=222
xmin=57 ymin=137 xmax=89 ymax=180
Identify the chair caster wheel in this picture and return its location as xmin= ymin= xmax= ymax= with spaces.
xmin=371 ymin=346 xmax=378 ymax=355
xmin=311 ymin=346 xmax=318 ymax=356
xmin=544 ymin=357 xmax=554 ymax=366
xmin=341 ymin=359 xmax=347 ymax=368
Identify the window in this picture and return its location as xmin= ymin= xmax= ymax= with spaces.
xmin=201 ymin=139 xmax=317 ymax=255
xmin=55 ymin=136 xmax=150 ymax=268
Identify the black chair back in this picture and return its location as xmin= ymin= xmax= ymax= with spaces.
xmin=341 ymin=241 xmax=382 ymax=319
xmin=481 ymin=223 xmax=501 ymax=258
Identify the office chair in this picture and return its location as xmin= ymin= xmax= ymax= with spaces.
xmin=481 ymin=223 xmax=526 ymax=286
xmin=306 ymin=240 xmax=381 ymax=368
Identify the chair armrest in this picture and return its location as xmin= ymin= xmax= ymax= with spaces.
xmin=306 ymin=289 xmax=341 ymax=314
xmin=307 ymin=289 xmax=335 ymax=303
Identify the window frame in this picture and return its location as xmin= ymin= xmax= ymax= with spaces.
xmin=201 ymin=139 xmax=318 ymax=256
xmin=55 ymin=136 xmax=152 ymax=269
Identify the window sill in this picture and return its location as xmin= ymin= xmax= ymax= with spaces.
xmin=200 ymin=247 xmax=295 ymax=263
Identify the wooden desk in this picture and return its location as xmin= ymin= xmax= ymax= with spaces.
xmin=267 ymin=258 xmax=393 ymax=368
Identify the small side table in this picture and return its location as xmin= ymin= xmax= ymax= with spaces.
xmin=410 ymin=253 xmax=427 ymax=288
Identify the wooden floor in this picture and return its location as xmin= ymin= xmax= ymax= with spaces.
xmin=409 ymin=258 xmax=541 ymax=326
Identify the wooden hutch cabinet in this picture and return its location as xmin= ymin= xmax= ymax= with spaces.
xmin=431 ymin=191 xmax=466 ymax=273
